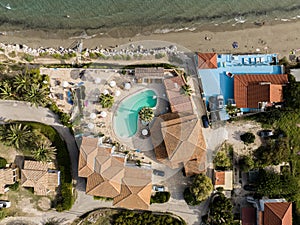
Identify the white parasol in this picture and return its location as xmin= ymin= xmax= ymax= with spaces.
xmin=103 ymin=89 xmax=109 ymax=95
xmin=124 ymin=82 xmax=131 ymax=90
xmin=90 ymin=113 xmax=97 ymax=120
xmin=142 ymin=129 xmax=148 ymax=136
xmin=62 ymin=81 xmax=69 ymax=88
xmin=115 ymin=90 xmax=121 ymax=97
xmin=109 ymin=80 xmax=116 ymax=87
xmin=95 ymin=78 xmax=101 ymax=84
xmin=88 ymin=123 xmax=94 ymax=129
xmin=100 ymin=111 xmax=107 ymax=118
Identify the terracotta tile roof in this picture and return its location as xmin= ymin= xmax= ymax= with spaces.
xmin=163 ymin=75 xmax=194 ymax=114
xmin=242 ymin=207 xmax=256 ymax=225
xmin=0 ymin=168 xmax=18 ymax=194
xmin=214 ymin=170 xmax=233 ymax=190
xmin=197 ymin=53 xmax=218 ymax=69
xmin=78 ymin=137 xmax=152 ymax=210
xmin=214 ymin=171 xmax=225 ymax=185
xmin=113 ymin=167 xmax=152 ymax=210
xmin=21 ymin=160 xmax=59 ymax=196
xmin=184 ymin=157 xmax=206 ymax=177
xmin=234 ymin=74 xmax=288 ymax=108
xmin=135 ymin=67 xmax=164 ymax=79
xmin=264 ymin=202 xmax=292 ymax=225
xmin=151 ymin=114 xmax=206 ymax=172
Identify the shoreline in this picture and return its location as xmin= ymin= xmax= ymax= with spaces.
xmin=1 ymin=19 xmax=300 ymax=59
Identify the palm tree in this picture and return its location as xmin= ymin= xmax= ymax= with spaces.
xmin=13 ymin=74 xmax=32 ymax=94
xmin=99 ymin=93 xmax=114 ymax=108
xmin=138 ymin=107 xmax=154 ymax=123
xmin=31 ymin=141 xmax=56 ymax=162
xmin=5 ymin=123 xmax=32 ymax=149
xmin=0 ymin=80 xmax=15 ymax=100
xmin=181 ymin=84 xmax=192 ymax=96
xmin=24 ymin=84 xmax=48 ymax=107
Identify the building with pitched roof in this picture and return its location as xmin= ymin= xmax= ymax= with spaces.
xmin=163 ymin=75 xmax=194 ymax=114
xmin=213 ymin=170 xmax=233 ymax=190
xmin=21 ymin=160 xmax=60 ymax=195
xmin=253 ymin=199 xmax=293 ymax=225
xmin=151 ymin=113 xmax=206 ymax=175
xmin=234 ymin=74 xmax=288 ymax=109
xmin=0 ymin=165 xmax=18 ymax=194
xmin=242 ymin=207 xmax=256 ymax=225
xmin=78 ymin=136 xmax=152 ymax=210
xmin=263 ymin=202 xmax=292 ymax=225
xmin=197 ymin=53 xmax=218 ymax=69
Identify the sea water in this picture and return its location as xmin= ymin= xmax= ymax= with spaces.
xmin=0 ymin=0 xmax=300 ymax=37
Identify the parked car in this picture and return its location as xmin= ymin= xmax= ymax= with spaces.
xmin=152 ymin=185 xmax=165 ymax=192
xmin=258 ymin=130 xmax=273 ymax=138
xmin=243 ymin=184 xmax=257 ymax=192
xmin=209 ymin=96 xmax=217 ymax=111
xmin=217 ymin=95 xmax=224 ymax=109
xmin=0 ymin=201 xmax=11 ymax=208
xmin=153 ymin=169 xmax=165 ymax=177
xmin=201 ymin=115 xmax=209 ymax=128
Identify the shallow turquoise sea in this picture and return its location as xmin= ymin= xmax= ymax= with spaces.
xmin=0 ymin=0 xmax=300 ymax=35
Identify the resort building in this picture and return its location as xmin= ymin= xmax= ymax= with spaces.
xmin=197 ymin=53 xmax=286 ymax=118
xmin=21 ymin=160 xmax=60 ymax=196
xmin=163 ymin=75 xmax=193 ymax=114
xmin=258 ymin=199 xmax=292 ymax=225
xmin=78 ymin=136 xmax=152 ymax=210
xmin=0 ymin=165 xmax=18 ymax=194
xmin=213 ymin=170 xmax=233 ymax=191
xmin=151 ymin=75 xmax=206 ymax=176
xmin=242 ymin=207 xmax=256 ymax=225
xmin=234 ymin=74 xmax=288 ymax=109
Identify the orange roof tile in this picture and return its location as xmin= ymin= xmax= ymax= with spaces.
xmin=242 ymin=207 xmax=256 ymax=225
xmin=214 ymin=171 xmax=225 ymax=185
xmin=21 ymin=160 xmax=59 ymax=196
xmin=264 ymin=202 xmax=292 ymax=225
xmin=197 ymin=53 xmax=218 ymax=69
xmin=163 ymin=75 xmax=194 ymax=114
xmin=151 ymin=114 xmax=206 ymax=171
xmin=78 ymin=137 xmax=152 ymax=210
xmin=234 ymin=74 xmax=288 ymax=108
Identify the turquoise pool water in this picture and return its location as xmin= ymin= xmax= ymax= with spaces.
xmin=113 ymin=90 xmax=157 ymax=138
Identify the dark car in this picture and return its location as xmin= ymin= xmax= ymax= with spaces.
xmin=153 ymin=169 xmax=165 ymax=177
xmin=258 ymin=130 xmax=273 ymax=138
xmin=243 ymin=184 xmax=257 ymax=192
xmin=201 ymin=115 xmax=209 ymax=128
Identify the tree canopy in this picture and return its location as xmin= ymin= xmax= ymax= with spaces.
xmin=184 ymin=174 xmax=213 ymax=205
xmin=214 ymin=150 xmax=232 ymax=170
xmin=240 ymin=132 xmax=255 ymax=144
xmin=208 ymin=192 xmax=234 ymax=225
xmin=138 ymin=107 xmax=154 ymax=123
xmin=99 ymin=93 xmax=114 ymax=108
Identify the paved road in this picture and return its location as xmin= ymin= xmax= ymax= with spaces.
xmin=0 ymin=100 xmax=203 ymax=225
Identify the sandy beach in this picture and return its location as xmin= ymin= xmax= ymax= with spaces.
xmin=1 ymin=20 xmax=300 ymax=59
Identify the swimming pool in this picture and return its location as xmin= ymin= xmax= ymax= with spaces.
xmin=113 ymin=89 xmax=157 ymax=138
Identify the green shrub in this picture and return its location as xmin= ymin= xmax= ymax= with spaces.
xmin=8 ymin=181 xmax=19 ymax=191
xmin=183 ymin=187 xmax=201 ymax=206
xmin=23 ymin=54 xmax=35 ymax=62
xmin=150 ymin=191 xmax=170 ymax=204
xmin=93 ymin=196 xmax=113 ymax=201
xmin=240 ymin=132 xmax=255 ymax=144
xmin=0 ymin=157 xmax=7 ymax=169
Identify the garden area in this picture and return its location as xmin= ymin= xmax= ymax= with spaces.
xmin=72 ymin=209 xmax=186 ymax=225
xmin=0 ymin=121 xmax=74 ymax=213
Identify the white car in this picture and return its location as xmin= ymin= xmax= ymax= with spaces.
xmin=152 ymin=185 xmax=165 ymax=192
xmin=0 ymin=201 xmax=11 ymax=208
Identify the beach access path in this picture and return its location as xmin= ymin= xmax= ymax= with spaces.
xmin=0 ymin=100 xmax=204 ymax=225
